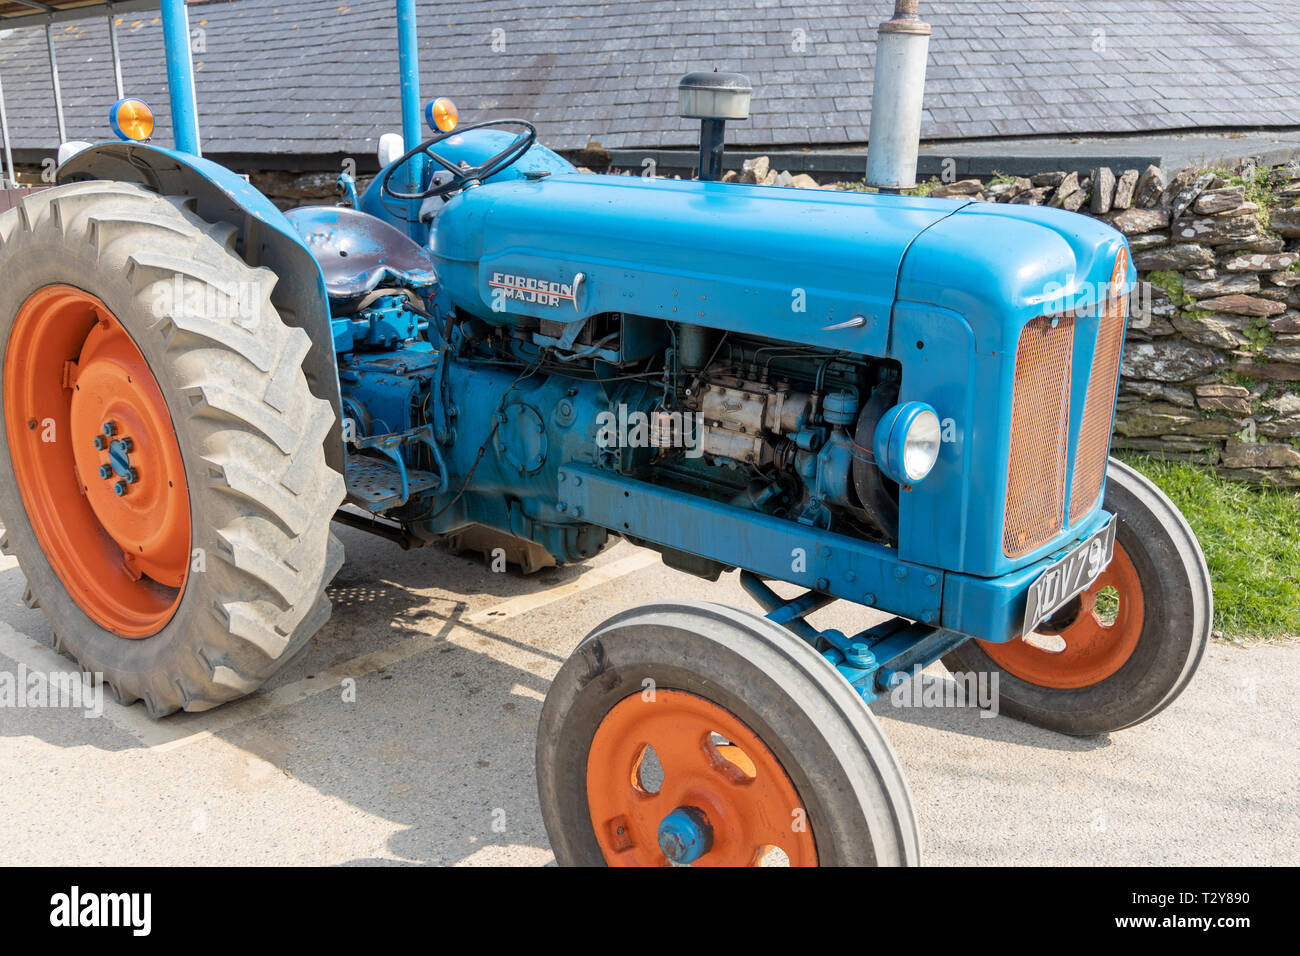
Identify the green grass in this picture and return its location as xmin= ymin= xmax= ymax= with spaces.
xmin=1117 ymin=452 xmax=1300 ymax=641
xmin=1204 ymin=164 xmax=1280 ymax=231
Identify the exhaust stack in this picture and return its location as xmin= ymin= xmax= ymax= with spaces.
xmin=864 ymin=0 xmax=931 ymax=191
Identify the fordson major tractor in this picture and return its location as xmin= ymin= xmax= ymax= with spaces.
xmin=0 ymin=0 xmax=1209 ymax=866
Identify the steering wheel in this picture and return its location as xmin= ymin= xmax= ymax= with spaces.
xmin=380 ymin=119 xmax=537 ymax=201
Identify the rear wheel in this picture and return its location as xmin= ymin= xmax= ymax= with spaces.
xmin=942 ymin=457 xmax=1211 ymax=735
xmin=0 ymin=181 xmax=345 ymax=715
xmin=537 ymin=602 xmax=920 ymax=866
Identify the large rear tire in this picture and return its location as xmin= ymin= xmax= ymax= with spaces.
xmin=0 ymin=181 xmax=345 ymax=716
xmin=537 ymin=602 xmax=920 ymax=866
xmin=942 ymin=457 xmax=1211 ymax=735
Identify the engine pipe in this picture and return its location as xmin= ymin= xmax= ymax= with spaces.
xmin=864 ymin=0 xmax=931 ymax=191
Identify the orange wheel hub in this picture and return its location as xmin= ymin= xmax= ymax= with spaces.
xmin=980 ymin=541 xmax=1144 ymax=689
xmin=586 ymin=688 xmax=818 ymax=866
xmin=4 ymin=286 xmax=190 ymax=637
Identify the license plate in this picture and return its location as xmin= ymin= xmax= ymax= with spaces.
xmin=1022 ymin=516 xmax=1117 ymax=634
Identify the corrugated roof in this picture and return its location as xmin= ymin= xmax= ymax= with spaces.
xmin=1 ymin=0 xmax=1298 ymax=156
xmin=1 ymin=1 xmax=127 ymax=23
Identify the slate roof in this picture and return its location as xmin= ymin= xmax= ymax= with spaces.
xmin=1 ymin=0 xmax=1298 ymax=157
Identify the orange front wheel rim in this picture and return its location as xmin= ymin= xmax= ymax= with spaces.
xmin=4 ymin=286 xmax=190 ymax=637
xmin=980 ymin=540 xmax=1145 ymax=689
xmin=586 ymin=688 xmax=818 ymax=866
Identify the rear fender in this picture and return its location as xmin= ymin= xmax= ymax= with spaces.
xmin=58 ymin=142 xmax=345 ymax=472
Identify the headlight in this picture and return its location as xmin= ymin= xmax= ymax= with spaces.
xmin=873 ymin=401 xmax=942 ymax=485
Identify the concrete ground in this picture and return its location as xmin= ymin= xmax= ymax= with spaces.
xmin=0 ymin=527 xmax=1295 ymax=867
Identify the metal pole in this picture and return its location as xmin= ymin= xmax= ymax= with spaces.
xmin=160 ymin=0 xmax=201 ymax=154
xmin=107 ymin=11 xmax=125 ymax=100
xmin=0 ymin=67 xmax=15 ymax=186
xmin=395 ymin=0 xmax=426 ymax=232
xmin=45 ymin=20 xmax=68 ymax=144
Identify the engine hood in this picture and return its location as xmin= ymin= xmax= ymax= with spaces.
xmin=430 ymin=174 xmax=965 ymax=355
xmin=430 ymin=173 xmax=1132 ymax=357
xmin=897 ymin=200 xmax=1134 ymax=355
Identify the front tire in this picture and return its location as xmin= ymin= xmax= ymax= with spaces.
xmin=537 ymin=602 xmax=920 ymax=866
xmin=0 ymin=181 xmax=345 ymax=716
xmin=942 ymin=457 xmax=1211 ymax=735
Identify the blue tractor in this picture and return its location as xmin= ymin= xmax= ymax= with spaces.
xmin=0 ymin=0 xmax=1209 ymax=866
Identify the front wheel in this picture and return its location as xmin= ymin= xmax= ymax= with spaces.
xmin=536 ymin=602 xmax=920 ymax=866
xmin=942 ymin=457 xmax=1211 ymax=735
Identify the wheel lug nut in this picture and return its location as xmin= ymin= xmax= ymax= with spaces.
xmin=92 ymin=435 xmax=106 ymax=450
xmin=98 ymin=464 xmax=112 ymax=480
xmin=120 ymin=437 xmax=133 ymax=453
xmin=102 ymin=421 xmax=116 ymax=437
xmin=657 ymin=807 xmax=713 ymax=864
xmin=126 ymin=467 xmax=139 ymax=484
xmin=113 ymin=481 xmax=128 ymax=496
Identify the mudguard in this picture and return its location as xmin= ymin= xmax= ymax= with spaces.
xmin=57 ymin=142 xmax=346 ymax=472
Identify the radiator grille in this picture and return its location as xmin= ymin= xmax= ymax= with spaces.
xmin=1069 ymin=294 xmax=1128 ymax=523
xmin=1003 ymin=315 xmax=1075 ymax=558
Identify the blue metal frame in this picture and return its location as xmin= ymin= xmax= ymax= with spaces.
xmin=895 ymin=205 xmax=1135 ymax=577
xmin=395 ymin=0 xmax=426 ymax=195
xmin=42 ymin=0 xmax=417 ymax=161
xmin=556 ymin=461 xmax=1113 ymax=645
xmin=160 ymin=0 xmax=201 ymax=154
xmin=741 ymin=572 xmax=971 ymax=703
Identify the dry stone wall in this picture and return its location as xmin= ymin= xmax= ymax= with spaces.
xmin=922 ymin=161 xmax=1300 ymax=486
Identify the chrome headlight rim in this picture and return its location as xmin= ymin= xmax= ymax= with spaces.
xmin=873 ymin=400 xmax=941 ymax=485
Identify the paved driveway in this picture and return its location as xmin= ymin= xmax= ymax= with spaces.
xmin=0 ymin=529 xmax=1295 ymax=865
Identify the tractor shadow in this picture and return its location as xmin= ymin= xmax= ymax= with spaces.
xmin=214 ymin=525 xmax=597 ymax=865
xmin=0 ymin=523 xmax=613 ymax=864
xmin=798 ymin=601 xmax=1110 ymax=753
xmin=867 ymin=671 xmax=1112 ymax=753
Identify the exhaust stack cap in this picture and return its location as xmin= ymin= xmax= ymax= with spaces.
xmin=678 ymin=71 xmax=752 ymax=121
xmin=878 ymin=0 xmax=931 ymax=35
xmin=864 ymin=1 xmax=932 ymax=192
